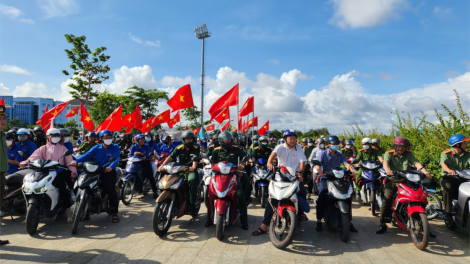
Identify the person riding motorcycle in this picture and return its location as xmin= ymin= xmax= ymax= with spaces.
xmin=158 ymin=131 xmax=200 ymax=215
xmin=372 ymin=138 xmax=386 ymax=162
xmin=354 ymin=137 xmax=381 ymax=192
xmin=19 ymin=128 xmax=78 ymax=223
xmin=302 ymin=138 xmax=315 ymax=185
xmin=71 ymin=130 xmax=121 ymax=223
xmin=340 ymin=139 xmax=356 ymax=159
xmin=207 ymin=134 xmax=219 ymax=157
xmin=207 ymin=131 xmax=249 ymax=230
xmin=5 ymin=132 xmax=24 ymax=174
xmin=247 ymin=136 xmax=272 ymax=203
xmin=160 ymin=135 xmax=176 ymax=155
xmin=32 ymin=126 xmax=47 ymax=148
xmin=144 ymin=132 xmax=161 ymax=155
xmin=60 ymin=128 xmax=74 ymax=152
xmin=439 ymin=134 xmax=470 ymax=226
xmin=306 ymin=138 xmax=326 ymax=198
xmin=16 ymin=128 xmax=37 ymax=161
xmin=313 ymin=135 xmax=358 ymax=233
xmin=78 ymin=132 xmax=98 ymax=153
xmin=376 ymin=136 xmax=431 ymax=234
xmin=130 ymin=134 xmax=158 ymax=198
xmin=0 ymin=105 xmax=10 ymax=245
xmin=118 ymin=133 xmax=133 ymax=152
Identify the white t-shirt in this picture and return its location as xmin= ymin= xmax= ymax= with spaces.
xmin=273 ymin=143 xmax=307 ymax=172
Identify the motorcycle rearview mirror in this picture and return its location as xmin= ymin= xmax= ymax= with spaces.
xmin=350 ymin=159 xmax=360 ymax=165
xmin=63 ymin=150 xmax=73 ymax=157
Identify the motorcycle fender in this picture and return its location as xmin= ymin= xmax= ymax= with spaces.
xmin=27 ymin=197 xmax=40 ymax=204
xmin=124 ymin=173 xmax=136 ymax=181
xmin=214 ymin=199 xmax=230 ymax=215
xmin=337 ymin=200 xmax=350 ymax=214
xmin=80 ymin=189 xmax=88 ymax=200
xmin=277 ymin=204 xmax=296 ymax=217
xmin=407 ymin=205 xmax=425 ymax=217
xmin=156 ymin=191 xmax=175 ymax=203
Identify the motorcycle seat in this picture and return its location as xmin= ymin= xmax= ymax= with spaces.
xmin=6 ymin=169 xmax=33 ymax=184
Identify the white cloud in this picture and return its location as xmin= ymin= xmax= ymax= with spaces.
xmin=12 ymin=82 xmax=50 ymax=97
xmin=462 ymin=60 xmax=470 ymax=70
xmin=37 ymin=0 xmax=79 ymax=19
xmin=0 ymin=64 xmax=31 ymax=75
xmin=269 ymin=59 xmax=280 ymax=65
xmin=0 ymin=83 xmax=11 ymax=95
xmin=433 ymin=7 xmax=451 ymax=17
xmin=128 ymin=33 xmax=142 ymax=44
xmin=145 ymin=40 xmax=161 ymax=47
xmin=0 ymin=4 xmax=34 ymax=24
xmin=329 ymin=0 xmax=407 ymax=29
xmin=129 ymin=33 xmax=161 ymax=47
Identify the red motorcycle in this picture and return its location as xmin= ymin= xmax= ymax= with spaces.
xmin=388 ymin=167 xmax=430 ymax=250
xmin=154 ymin=152 xmax=170 ymax=180
xmin=208 ymin=160 xmax=246 ymax=241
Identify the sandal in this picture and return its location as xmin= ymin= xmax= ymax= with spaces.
xmin=112 ymin=214 xmax=120 ymax=223
xmin=299 ymin=213 xmax=308 ymax=222
xmin=251 ymin=227 xmax=267 ymax=236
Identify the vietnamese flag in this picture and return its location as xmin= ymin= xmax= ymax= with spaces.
xmin=214 ymin=107 xmax=230 ymax=124
xmin=37 ymin=101 xmax=70 ymax=127
xmin=185 ymin=125 xmax=189 ymax=130
xmin=221 ymin=121 xmax=230 ymax=132
xmin=140 ymin=116 xmax=154 ymax=133
xmin=239 ymin=96 xmax=254 ymax=117
xmin=258 ymin=120 xmax=269 ymax=136
xmin=0 ymin=97 xmax=4 ymax=106
xmin=192 ymin=127 xmax=201 ymax=134
xmin=242 ymin=120 xmax=247 ymax=133
xmin=121 ymin=112 xmax=134 ymax=128
xmin=133 ymin=105 xmax=143 ymax=130
xmin=233 ymin=125 xmax=238 ymax=132
xmin=96 ymin=105 xmax=122 ymax=132
xmin=44 ymin=105 xmax=49 ymax=114
xmin=80 ymin=103 xmax=94 ymax=132
xmin=206 ymin=124 xmax=215 ymax=131
xmin=208 ymin=84 xmax=239 ymax=120
xmin=247 ymin=117 xmax=258 ymax=128
xmin=65 ymin=106 xmax=79 ymax=118
xmin=168 ymin=111 xmax=180 ymax=129
xmin=152 ymin=110 xmax=170 ymax=127
xmin=167 ymin=84 xmax=195 ymax=112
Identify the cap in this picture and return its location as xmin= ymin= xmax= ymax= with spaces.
xmin=0 ymin=105 xmax=6 ymax=116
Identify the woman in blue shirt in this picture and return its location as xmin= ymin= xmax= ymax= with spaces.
xmin=130 ymin=134 xmax=157 ymax=197
xmin=144 ymin=132 xmax=160 ymax=156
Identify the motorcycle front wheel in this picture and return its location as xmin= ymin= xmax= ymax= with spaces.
xmin=260 ymin=186 xmax=266 ymax=208
xmin=71 ymin=194 xmax=87 ymax=235
xmin=269 ymin=209 xmax=297 ymax=249
xmin=338 ymin=211 xmax=350 ymax=242
xmin=152 ymin=199 xmax=172 ymax=236
xmin=216 ymin=213 xmax=226 ymax=241
xmin=121 ymin=181 xmax=134 ymax=206
xmin=371 ymin=189 xmax=377 ymax=216
xmin=25 ymin=203 xmax=40 ymax=235
xmin=409 ymin=213 xmax=429 ymax=251
xmin=425 ymin=193 xmax=441 ymax=220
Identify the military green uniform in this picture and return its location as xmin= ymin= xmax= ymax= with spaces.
xmin=373 ymin=146 xmax=386 ymax=158
xmin=210 ymin=145 xmax=248 ymax=224
xmin=354 ymin=148 xmax=381 ymax=191
xmin=170 ymin=144 xmax=200 ymax=204
xmin=380 ymin=150 xmax=419 ymax=223
xmin=118 ymin=139 xmax=133 ymax=150
xmin=78 ymin=141 xmax=97 ymax=153
xmin=207 ymin=145 xmax=217 ymax=157
xmin=440 ymin=149 xmax=470 ymax=213
xmin=269 ymin=143 xmax=276 ymax=149
xmin=250 ymin=145 xmax=273 ymax=193
xmin=32 ymin=135 xmax=47 ymax=148
xmin=339 ymin=147 xmax=355 ymax=159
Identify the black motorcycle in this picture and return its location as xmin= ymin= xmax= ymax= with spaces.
xmin=1 ymin=151 xmax=29 ymax=217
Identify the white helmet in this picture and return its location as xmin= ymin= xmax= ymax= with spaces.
xmin=361 ymin=137 xmax=372 ymax=144
xmin=47 ymin=128 xmax=62 ymax=136
xmin=17 ymin=128 xmax=30 ymax=135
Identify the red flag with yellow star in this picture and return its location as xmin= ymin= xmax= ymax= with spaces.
xmin=133 ymin=104 xmax=143 ymax=130
xmin=80 ymin=103 xmax=94 ymax=132
xmin=96 ymin=105 xmax=122 ymax=132
xmin=209 ymin=83 xmax=239 ymax=120
xmin=37 ymin=101 xmax=70 ymax=127
xmin=258 ymin=120 xmax=269 ymax=136
xmin=152 ymin=110 xmax=170 ymax=127
xmin=206 ymin=123 xmax=215 ymax=131
xmin=65 ymin=106 xmax=79 ymax=118
xmin=247 ymin=116 xmax=258 ymax=128
xmin=140 ymin=116 xmax=155 ymax=133
xmin=239 ymin=96 xmax=254 ymax=117
xmin=214 ymin=107 xmax=230 ymax=124
xmin=168 ymin=111 xmax=180 ymax=129
xmin=221 ymin=120 xmax=230 ymax=132
xmin=167 ymin=84 xmax=195 ymax=112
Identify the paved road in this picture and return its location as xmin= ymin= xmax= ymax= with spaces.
xmin=1 ymin=195 xmax=469 ymax=264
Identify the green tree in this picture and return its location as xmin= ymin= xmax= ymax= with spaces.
xmin=268 ymin=129 xmax=282 ymax=139
xmin=62 ymin=34 xmax=111 ymax=134
xmin=89 ymin=90 xmax=124 ymax=124
xmin=5 ymin=118 xmax=27 ymax=131
xmin=64 ymin=120 xmax=79 ymax=136
xmin=122 ymin=86 xmax=168 ymax=120
xmin=181 ymin=106 xmax=211 ymax=129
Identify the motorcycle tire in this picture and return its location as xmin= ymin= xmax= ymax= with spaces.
xmin=25 ymin=203 xmax=40 ymax=235
xmin=203 ymin=186 xmax=209 ymax=210
xmin=371 ymin=190 xmax=377 ymax=216
xmin=71 ymin=195 xmax=86 ymax=235
xmin=338 ymin=211 xmax=350 ymax=242
xmin=260 ymin=186 xmax=266 ymax=208
xmin=152 ymin=199 xmax=172 ymax=237
xmin=425 ymin=192 xmax=441 ymax=220
xmin=142 ymin=178 xmax=150 ymax=196
xmin=269 ymin=209 xmax=297 ymax=249
xmin=121 ymin=181 xmax=133 ymax=206
xmin=216 ymin=213 xmax=226 ymax=241
xmin=409 ymin=213 xmax=429 ymax=251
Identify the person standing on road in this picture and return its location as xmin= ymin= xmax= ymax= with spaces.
xmin=0 ymin=105 xmax=10 ymax=245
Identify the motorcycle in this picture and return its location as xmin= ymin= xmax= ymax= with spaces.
xmin=208 ymin=156 xmax=249 ymax=241
xmin=1 ymin=151 xmax=29 ymax=217
xmin=152 ymin=157 xmax=202 ymax=237
xmin=199 ymin=154 xmax=213 ymax=210
xmin=421 ymin=177 xmax=442 ymax=220
xmin=312 ymin=160 xmax=354 ymax=242
xmin=251 ymin=158 xmax=273 ymax=208
xmin=22 ymin=150 xmax=74 ymax=235
xmin=268 ymin=166 xmax=299 ymax=249
xmin=154 ymin=152 xmax=170 ymax=182
xmin=357 ymin=161 xmax=383 ymax=216
xmin=120 ymin=155 xmax=157 ymax=205
xmin=71 ymin=157 xmax=123 ymax=234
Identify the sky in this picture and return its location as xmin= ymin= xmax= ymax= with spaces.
xmin=0 ymin=0 xmax=469 ymax=134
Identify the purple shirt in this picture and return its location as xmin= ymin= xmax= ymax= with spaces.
xmin=317 ymin=149 xmax=348 ymax=171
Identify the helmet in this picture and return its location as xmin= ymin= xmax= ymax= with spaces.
xmin=135 ymin=134 xmax=145 ymax=141
xmin=307 ymin=138 xmax=314 ymax=144
xmin=11 ymin=127 xmax=19 ymax=132
xmin=240 ymin=136 xmax=246 ymax=143
xmin=212 ymin=134 xmax=218 ymax=140
xmin=218 ymin=131 xmax=233 ymax=148
xmin=182 ymin=130 xmax=196 ymax=140
xmin=60 ymin=128 xmax=70 ymax=137
xmin=283 ymin=129 xmax=297 ymax=139
xmin=144 ymin=132 xmax=153 ymax=137
xmin=33 ymin=127 xmax=44 ymax=133
xmin=47 ymin=128 xmax=62 ymax=136
xmin=259 ymin=136 xmax=269 ymax=142
xmin=86 ymin=132 xmax=97 ymax=137
xmin=302 ymin=138 xmax=308 ymax=143
xmin=317 ymin=138 xmax=326 ymax=144
xmin=253 ymin=135 xmax=259 ymax=141
xmin=344 ymin=139 xmax=353 ymax=145
xmin=230 ymin=132 xmax=239 ymax=139
xmin=361 ymin=137 xmax=372 ymax=144
xmin=99 ymin=130 xmax=113 ymax=138
xmin=449 ymin=134 xmax=470 ymax=146
xmin=17 ymin=128 xmax=30 ymax=135
xmin=371 ymin=138 xmax=380 ymax=144
xmin=327 ymin=135 xmax=340 ymax=145
xmin=5 ymin=132 xmax=15 ymax=139
xmin=164 ymin=135 xmax=172 ymax=142
xmin=392 ymin=136 xmax=410 ymax=147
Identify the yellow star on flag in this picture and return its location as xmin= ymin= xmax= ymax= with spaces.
xmin=180 ymin=95 xmax=184 ymax=102
xmin=249 ymin=121 xmax=252 ymax=124
xmin=146 ymin=123 xmax=150 ymax=128
xmin=52 ymin=110 xmax=58 ymax=116
xmin=158 ymin=116 xmax=163 ymax=120
xmin=173 ymin=118 xmax=177 ymax=122
xmin=71 ymin=110 xmax=74 ymax=114
xmin=127 ymin=117 xmax=132 ymax=122
xmin=264 ymin=126 xmax=267 ymax=129
xmin=222 ymin=113 xmax=225 ymax=117
xmin=84 ymin=116 xmax=91 ymax=122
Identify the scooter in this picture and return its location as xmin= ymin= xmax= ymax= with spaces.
xmin=23 ymin=151 xmax=74 ymax=235
xmin=200 ymin=154 xmax=213 ymax=210
xmin=154 ymin=152 xmax=170 ymax=182
xmin=357 ymin=161 xmax=383 ymax=216
xmin=251 ymin=158 xmax=273 ymax=208
xmin=152 ymin=157 xmax=202 ymax=237
xmin=120 ymin=155 xmax=157 ymax=205
xmin=71 ymin=157 xmax=123 ymax=234
xmin=268 ymin=166 xmax=299 ymax=249
xmin=1 ymin=151 xmax=29 ymax=217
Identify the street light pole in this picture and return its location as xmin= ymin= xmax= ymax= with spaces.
xmin=194 ymin=24 xmax=211 ymax=131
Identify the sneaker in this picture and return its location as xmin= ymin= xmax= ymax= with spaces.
xmin=316 ymin=221 xmax=323 ymax=231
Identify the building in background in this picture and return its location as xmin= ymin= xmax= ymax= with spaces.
xmin=1 ymin=95 xmax=14 ymax=118
xmin=64 ymin=99 xmax=93 ymax=130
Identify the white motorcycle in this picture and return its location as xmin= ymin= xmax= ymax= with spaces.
xmin=22 ymin=151 xmax=73 ymax=235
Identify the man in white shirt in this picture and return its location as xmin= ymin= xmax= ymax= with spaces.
xmin=252 ymin=129 xmax=308 ymax=236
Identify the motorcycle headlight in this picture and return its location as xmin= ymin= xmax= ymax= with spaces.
xmin=85 ymin=163 xmax=99 ymax=173
xmin=405 ymin=173 xmax=420 ymax=182
xmin=34 ymin=187 xmax=47 ymax=193
xmin=218 ymin=163 xmax=233 ymax=175
xmin=23 ymin=187 xmax=32 ymax=194
xmin=332 ymin=169 xmax=344 ymax=178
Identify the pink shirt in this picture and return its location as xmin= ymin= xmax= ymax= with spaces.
xmin=20 ymin=142 xmax=77 ymax=177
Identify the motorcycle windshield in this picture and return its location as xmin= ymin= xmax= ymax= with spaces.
xmin=30 ymin=171 xmax=49 ymax=182
xmin=257 ymin=158 xmax=267 ymax=165
xmin=361 ymin=161 xmax=380 ymax=169
xmin=361 ymin=170 xmax=379 ymax=180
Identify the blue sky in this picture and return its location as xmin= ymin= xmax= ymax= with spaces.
xmin=1 ymin=0 xmax=469 ymax=132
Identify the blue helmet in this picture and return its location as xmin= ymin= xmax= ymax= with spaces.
xmin=135 ymin=134 xmax=145 ymax=141
xmin=98 ymin=130 xmax=112 ymax=138
xmin=449 ymin=134 xmax=469 ymax=146
xmin=87 ymin=132 xmax=97 ymax=137
xmin=327 ymin=135 xmax=340 ymax=145
xmin=283 ymin=129 xmax=297 ymax=139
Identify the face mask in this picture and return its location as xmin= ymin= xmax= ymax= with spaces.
xmin=184 ymin=141 xmax=194 ymax=148
xmin=64 ymin=137 xmax=70 ymax=143
xmin=319 ymin=144 xmax=325 ymax=149
xmin=363 ymin=145 xmax=370 ymax=150
xmin=18 ymin=136 xmax=27 ymax=142
xmin=330 ymin=145 xmax=340 ymax=151
xmin=308 ymin=143 xmax=313 ymax=146
xmin=103 ymin=139 xmax=113 ymax=145
xmin=346 ymin=145 xmax=351 ymax=149
xmin=51 ymin=137 xmax=61 ymax=144
xmin=145 ymin=137 xmax=151 ymax=142
xmin=6 ymin=141 xmax=13 ymax=147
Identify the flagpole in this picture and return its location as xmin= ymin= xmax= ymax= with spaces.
xmin=192 ymin=107 xmax=200 ymax=139
xmin=251 ymin=102 xmax=254 ymax=152
xmin=237 ymin=85 xmax=239 ymax=135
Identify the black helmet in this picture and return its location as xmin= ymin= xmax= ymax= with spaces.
xmin=240 ymin=136 xmax=246 ymax=143
xmin=33 ymin=127 xmax=44 ymax=133
xmin=144 ymin=132 xmax=153 ymax=137
xmin=218 ymin=131 xmax=233 ymax=148
xmin=372 ymin=138 xmax=380 ymax=144
xmin=307 ymin=138 xmax=314 ymax=144
xmin=60 ymin=128 xmax=70 ymax=137
xmin=182 ymin=131 xmax=196 ymax=148
xmin=164 ymin=135 xmax=172 ymax=142
xmin=344 ymin=139 xmax=353 ymax=145
xmin=230 ymin=131 xmax=239 ymax=139
xmin=5 ymin=132 xmax=15 ymax=139
xmin=327 ymin=135 xmax=340 ymax=145
xmin=302 ymin=138 xmax=308 ymax=143
xmin=253 ymin=135 xmax=259 ymax=141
